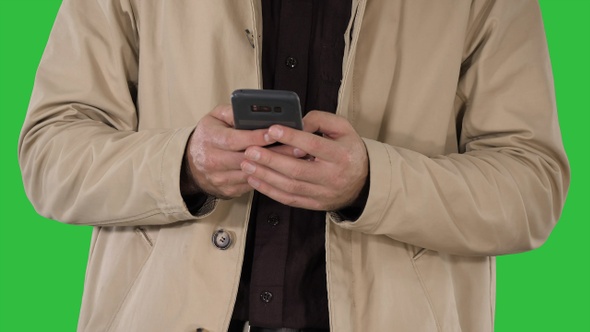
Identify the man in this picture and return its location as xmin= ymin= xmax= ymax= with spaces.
xmin=18 ymin=0 xmax=569 ymax=331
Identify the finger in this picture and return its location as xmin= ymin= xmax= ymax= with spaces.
xmin=215 ymin=127 xmax=270 ymax=151
xmin=268 ymin=144 xmax=309 ymax=158
xmin=243 ymin=146 xmax=323 ymax=183
xmin=265 ymin=125 xmax=344 ymax=162
xmin=246 ymin=176 xmax=324 ymax=211
xmin=205 ymin=170 xmax=250 ymax=187
xmin=302 ymin=111 xmax=351 ymax=139
xmin=213 ymin=183 xmax=255 ymax=200
xmin=204 ymin=105 xmax=270 ymax=151
xmin=241 ymin=158 xmax=322 ymax=192
xmin=196 ymin=122 xmax=267 ymax=152
xmin=200 ymin=170 xmax=253 ymax=198
xmin=192 ymin=150 xmax=247 ymax=173
xmin=209 ymin=104 xmax=235 ymax=127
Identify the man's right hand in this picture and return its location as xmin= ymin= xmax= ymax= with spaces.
xmin=183 ymin=105 xmax=269 ymax=199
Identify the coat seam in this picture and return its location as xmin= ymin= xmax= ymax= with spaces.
xmin=350 ymin=0 xmax=366 ymax=126
xmin=411 ymin=258 xmax=443 ymax=332
xmin=222 ymin=194 xmax=255 ymax=330
xmin=72 ymin=209 xmax=163 ymax=226
xmin=489 ymin=256 xmax=495 ymax=330
xmin=463 ymin=0 xmax=496 ymax=65
xmin=219 ymin=2 xmax=260 ymax=330
xmin=349 ymin=230 xmax=357 ymax=332
xmin=135 ymin=226 xmax=154 ymax=247
xmin=159 ymin=128 xmax=184 ymax=212
xmin=105 ymin=247 xmax=153 ymax=332
xmin=325 ymin=222 xmax=335 ymax=331
xmin=369 ymin=143 xmax=394 ymax=234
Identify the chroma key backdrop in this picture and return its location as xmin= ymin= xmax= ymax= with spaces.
xmin=1 ymin=1 xmax=588 ymax=331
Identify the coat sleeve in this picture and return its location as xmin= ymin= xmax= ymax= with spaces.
xmin=332 ymin=1 xmax=570 ymax=256
xmin=18 ymin=0 xmax=210 ymax=226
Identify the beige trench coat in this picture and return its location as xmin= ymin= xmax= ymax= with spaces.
xmin=19 ymin=0 xmax=569 ymax=331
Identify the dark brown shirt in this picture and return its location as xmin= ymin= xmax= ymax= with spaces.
xmin=231 ymin=0 xmax=352 ymax=329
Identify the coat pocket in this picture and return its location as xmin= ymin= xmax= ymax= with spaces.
xmin=77 ymin=226 xmax=156 ymax=332
xmin=134 ymin=226 xmax=160 ymax=248
xmin=412 ymin=246 xmax=430 ymax=261
xmin=411 ymin=249 xmax=462 ymax=331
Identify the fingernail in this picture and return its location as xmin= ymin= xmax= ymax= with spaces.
xmin=293 ymin=148 xmax=306 ymax=158
xmin=264 ymin=133 xmax=274 ymax=143
xmin=248 ymin=177 xmax=260 ymax=188
xmin=241 ymin=162 xmax=256 ymax=174
xmin=268 ymin=126 xmax=283 ymax=139
xmin=245 ymin=149 xmax=260 ymax=161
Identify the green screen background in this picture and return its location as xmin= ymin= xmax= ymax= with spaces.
xmin=1 ymin=1 xmax=588 ymax=331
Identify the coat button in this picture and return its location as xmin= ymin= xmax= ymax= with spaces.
xmin=285 ymin=56 xmax=298 ymax=68
xmin=212 ymin=229 xmax=232 ymax=250
xmin=260 ymin=291 xmax=273 ymax=303
xmin=267 ymin=213 xmax=280 ymax=226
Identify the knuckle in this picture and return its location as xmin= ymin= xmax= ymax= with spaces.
xmin=311 ymin=200 xmax=325 ymax=211
xmin=284 ymin=178 xmax=301 ymax=193
xmin=209 ymin=174 xmax=226 ymax=187
xmin=202 ymin=158 xmax=217 ymax=171
xmin=334 ymin=170 xmax=349 ymax=188
xmin=321 ymin=189 xmax=334 ymax=203
xmin=222 ymin=187 xmax=239 ymax=198
xmin=215 ymin=134 xmax=229 ymax=148
xmin=290 ymin=164 xmax=306 ymax=179
xmin=283 ymin=196 xmax=299 ymax=208
xmin=194 ymin=155 xmax=208 ymax=173
xmin=346 ymin=150 xmax=355 ymax=163
xmin=307 ymin=136 xmax=322 ymax=152
xmin=195 ymin=121 xmax=215 ymax=139
xmin=213 ymin=104 xmax=230 ymax=118
xmin=259 ymin=150 xmax=272 ymax=164
xmin=196 ymin=154 xmax=217 ymax=173
xmin=331 ymin=178 xmax=345 ymax=192
xmin=225 ymin=132 xmax=238 ymax=149
xmin=212 ymin=105 xmax=224 ymax=114
xmin=336 ymin=148 xmax=352 ymax=165
xmin=306 ymin=110 xmax=322 ymax=122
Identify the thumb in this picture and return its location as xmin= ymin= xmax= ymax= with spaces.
xmin=303 ymin=111 xmax=352 ymax=138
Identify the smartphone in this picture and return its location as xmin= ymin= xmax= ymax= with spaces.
xmin=231 ymin=89 xmax=303 ymax=130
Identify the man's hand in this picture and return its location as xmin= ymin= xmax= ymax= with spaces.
xmin=184 ymin=105 xmax=268 ymax=199
xmin=240 ymin=111 xmax=369 ymax=211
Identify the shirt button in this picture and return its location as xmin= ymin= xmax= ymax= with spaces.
xmin=267 ymin=213 xmax=280 ymax=226
xmin=260 ymin=291 xmax=273 ymax=303
xmin=212 ymin=229 xmax=232 ymax=250
xmin=285 ymin=56 xmax=298 ymax=69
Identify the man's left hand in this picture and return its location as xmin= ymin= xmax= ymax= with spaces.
xmin=240 ymin=111 xmax=369 ymax=211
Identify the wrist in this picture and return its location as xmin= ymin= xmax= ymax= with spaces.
xmin=180 ymin=147 xmax=201 ymax=196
